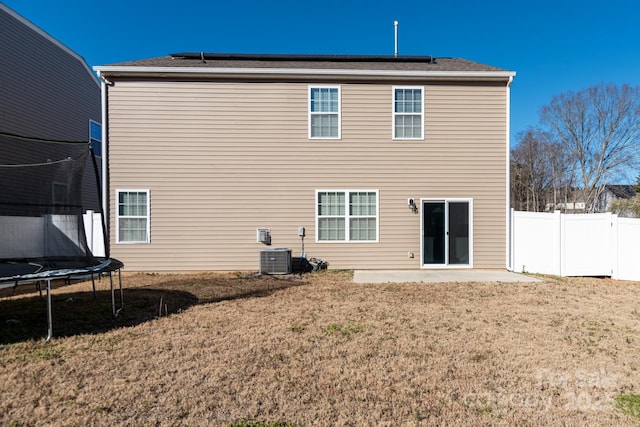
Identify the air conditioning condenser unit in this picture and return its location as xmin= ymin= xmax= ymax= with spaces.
xmin=259 ymin=248 xmax=292 ymax=274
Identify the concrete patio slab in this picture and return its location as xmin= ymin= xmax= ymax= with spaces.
xmin=353 ymin=270 xmax=542 ymax=284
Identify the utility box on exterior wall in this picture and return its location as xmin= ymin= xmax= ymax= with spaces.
xmin=256 ymin=228 xmax=271 ymax=245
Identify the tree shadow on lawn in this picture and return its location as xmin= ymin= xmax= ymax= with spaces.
xmin=0 ymin=273 xmax=310 ymax=344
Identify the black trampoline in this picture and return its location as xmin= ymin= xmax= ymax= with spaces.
xmin=0 ymin=132 xmax=123 ymax=341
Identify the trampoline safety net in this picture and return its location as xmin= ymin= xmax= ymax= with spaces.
xmin=0 ymin=133 xmax=122 ymax=282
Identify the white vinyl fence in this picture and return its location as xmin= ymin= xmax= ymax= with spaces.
xmin=510 ymin=210 xmax=640 ymax=281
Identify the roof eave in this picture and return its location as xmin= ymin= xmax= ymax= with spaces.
xmin=94 ymin=65 xmax=516 ymax=82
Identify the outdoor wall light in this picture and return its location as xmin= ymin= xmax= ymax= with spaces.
xmin=408 ymin=198 xmax=418 ymax=213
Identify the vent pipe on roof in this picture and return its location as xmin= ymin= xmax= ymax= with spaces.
xmin=394 ymin=21 xmax=399 ymax=57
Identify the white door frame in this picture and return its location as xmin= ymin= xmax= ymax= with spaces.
xmin=420 ymin=198 xmax=473 ymax=269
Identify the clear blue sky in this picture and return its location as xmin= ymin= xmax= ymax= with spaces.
xmin=4 ymin=0 xmax=640 ymax=145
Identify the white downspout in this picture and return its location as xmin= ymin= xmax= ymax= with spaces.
xmin=506 ymin=74 xmax=514 ymax=270
xmin=99 ymin=72 xmax=109 ymax=256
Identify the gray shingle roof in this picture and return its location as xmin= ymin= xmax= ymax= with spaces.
xmin=103 ymin=52 xmax=510 ymax=73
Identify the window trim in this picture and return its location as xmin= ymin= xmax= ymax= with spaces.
xmin=308 ymin=85 xmax=341 ymax=140
xmin=116 ymin=189 xmax=150 ymax=244
xmin=315 ymin=189 xmax=379 ymax=243
xmin=392 ymin=86 xmax=424 ymax=140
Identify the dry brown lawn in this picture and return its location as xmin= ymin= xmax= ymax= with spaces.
xmin=2 ymin=271 xmax=640 ymax=426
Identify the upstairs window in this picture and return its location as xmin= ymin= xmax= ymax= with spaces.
xmin=393 ymin=87 xmax=424 ymax=139
xmin=309 ymin=86 xmax=340 ymax=139
xmin=316 ymin=190 xmax=378 ymax=242
xmin=89 ymin=120 xmax=102 ymax=156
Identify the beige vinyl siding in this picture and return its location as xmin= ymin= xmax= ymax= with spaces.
xmin=107 ymin=80 xmax=507 ymax=271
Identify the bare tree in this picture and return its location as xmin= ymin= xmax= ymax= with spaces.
xmin=511 ymin=128 xmax=572 ymax=211
xmin=540 ymin=83 xmax=640 ymax=212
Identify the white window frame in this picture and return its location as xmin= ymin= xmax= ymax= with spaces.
xmin=392 ymin=86 xmax=424 ymax=140
xmin=315 ymin=189 xmax=379 ymax=243
xmin=116 ymin=189 xmax=150 ymax=244
xmin=308 ymin=85 xmax=341 ymax=140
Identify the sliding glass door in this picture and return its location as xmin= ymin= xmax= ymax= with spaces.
xmin=422 ymin=199 xmax=471 ymax=267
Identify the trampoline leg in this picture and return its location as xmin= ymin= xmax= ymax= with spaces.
xmin=110 ymin=269 xmax=124 ymax=317
xmin=110 ymin=273 xmax=115 ymax=317
xmin=45 ymin=279 xmax=52 ymax=343
xmin=91 ymin=274 xmax=96 ymax=300
xmin=118 ymin=269 xmax=124 ymax=315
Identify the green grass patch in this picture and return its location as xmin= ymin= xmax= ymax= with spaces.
xmin=34 ymin=343 xmax=64 ymax=360
xmin=322 ymin=322 xmax=365 ymax=338
xmin=290 ymin=323 xmax=306 ymax=333
xmin=616 ymin=394 xmax=640 ymax=419
xmin=229 ymin=420 xmax=294 ymax=427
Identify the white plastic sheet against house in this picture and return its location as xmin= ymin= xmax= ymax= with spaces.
xmin=83 ymin=210 xmax=105 ymax=257
xmin=510 ymin=210 xmax=640 ymax=281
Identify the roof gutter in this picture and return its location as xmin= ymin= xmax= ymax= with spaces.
xmin=93 ymin=65 xmax=516 ymax=83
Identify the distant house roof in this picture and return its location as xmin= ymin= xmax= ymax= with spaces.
xmin=604 ymin=184 xmax=637 ymax=199
xmin=95 ymin=52 xmax=515 ymax=83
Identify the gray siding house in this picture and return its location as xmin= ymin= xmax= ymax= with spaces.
xmin=95 ymin=53 xmax=515 ymax=272
xmin=597 ymin=184 xmax=637 ymax=214
xmin=0 ymin=3 xmax=102 ymax=209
